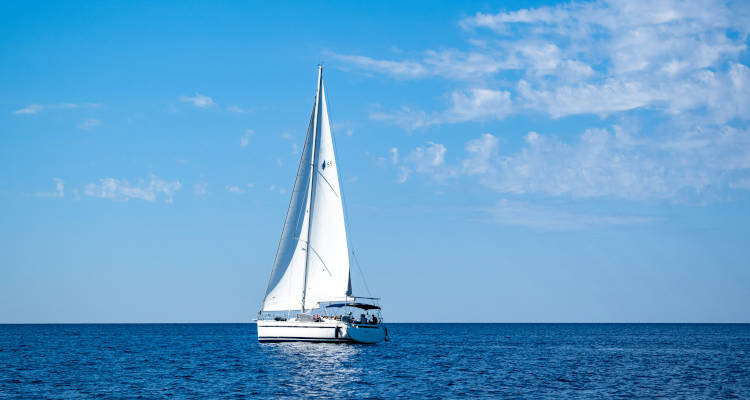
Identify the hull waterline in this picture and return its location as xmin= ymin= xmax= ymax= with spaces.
xmin=257 ymin=320 xmax=386 ymax=344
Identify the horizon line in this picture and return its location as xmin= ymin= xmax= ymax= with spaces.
xmin=2 ymin=321 xmax=749 ymax=325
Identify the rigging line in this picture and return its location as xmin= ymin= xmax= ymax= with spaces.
xmin=315 ymin=170 xmax=340 ymax=198
xmin=308 ymin=245 xmax=333 ymax=277
xmin=351 ymin=249 xmax=373 ymax=297
xmin=327 ymin=94 xmax=373 ymax=299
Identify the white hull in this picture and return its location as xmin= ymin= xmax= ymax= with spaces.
xmin=257 ymin=320 xmax=386 ymax=344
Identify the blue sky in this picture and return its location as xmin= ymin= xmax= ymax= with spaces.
xmin=2 ymin=0 xmax=749 ymax=323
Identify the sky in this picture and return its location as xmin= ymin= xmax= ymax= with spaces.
xmin=1 ymin=0 xmax=749 ymax=323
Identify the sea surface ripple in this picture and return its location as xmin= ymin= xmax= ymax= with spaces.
xmin=1 ymin=323 xmax=748 ymax=399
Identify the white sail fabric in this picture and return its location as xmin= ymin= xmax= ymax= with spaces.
xmin=262 ymin=67 xmax=351 ymax=312
xmin=303 ymin=82 xmax=351 ymax=310
xmin=261 ymin=102 xmax=317 ymax=312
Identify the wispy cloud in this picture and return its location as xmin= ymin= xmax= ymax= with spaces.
xmin=462 ymin=133 xmax=498 ymax=175
xmin=330 ymin=49 xmax=512 ymax=80
xmin=280 ymin=130 xmax=301 ymax=153
xmin=13 ymin=103 xmax=101 ymax=115
xmin=330 ymin=54 xmax=428 ymax=79
xmin=179 ymin=93 xmax=216 ymax=108
xmin=225 ymin=185 xmax=244 ymax=194
xmin=240 ymin=129 xmax=253 ymax=147
xmin=334 ymin=0 xmax=749 ymax=125
xmin=338 ymin=0 xmax=750 ymax=205
xmin=77 ymin=118 xmax=100 ymax=130
xmin=13 ymin=104 xmax=44 ymax=115
xmin=35 ymin=178 xmax=64 ymax=198
xmin=481 ymin=199 xmax=655 ymax=230
xmin=397 ymin=124 xmax=750 ymax=201
xmin=194 ymin=182 xmax=208 ymax=196
xmin=332 ymin=122 xmax=355 ymax=137
xmin=390 ymin=148 xmax=399 ymax=165
xmin=227 ymin=105 xmax=249 ymax=113
xmin=371 ymin=88 xmax=512 ymax=130
xmin=392 ymin=142 xmax=456 ymax=183
xmin=84 ymin=175 xmax=181 ymax=203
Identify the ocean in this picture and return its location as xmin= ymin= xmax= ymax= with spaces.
xmin=1 ymin=323 xmax=748 ymax=398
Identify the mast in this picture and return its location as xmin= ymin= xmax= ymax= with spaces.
xmin=301 ymin=65 xmax=323 ymax=313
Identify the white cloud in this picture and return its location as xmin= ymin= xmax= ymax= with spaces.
xmin=77 ymin=118 xmax=100 ymax=130
xmin=225 ymin=185 xmax=244 ymax=194
xmin=396 ymin=142 xmax=456 ymax=183
xmin=13 ymin=103 xmax=101 ymax=115
xmin=446 ymin=89 xmax=512 ymax=122
xmin=330 ymin=54 xmax=428 ymax=78
xmin=370 ymin=107 xmax=430 ymax=131
xmin=179 ymin=93 xmax=216 ymax=108
xmin=35 ymin=178 xmax=64 ymax=198
xmin=371 ymin=88 xmax=512 ymax=130
xmin=518 ymin=79 xmax=658 ymax=118
xmin=469 ymin=128 xmax=677 ymax=199
xmin=13 ymin=104 xmax=44 ymax=115
xmin=84 ymin=175 xmax=181 ymax=203
xmin=390 ymin=148 xmax=399 ymax=165
xmin=397 ymin=166 xmax=409 ymax=184
xmin=332 ymin=122 xmax=355 ymax=137
xmin=279 ymin=131 xmax=303 ymax=154
xmin=338 ymin=0 xmax=750 ymax=206
xmin=227 ymin=105 xmax=248 ymax=113
xmin=336 ymin=0 xmax=749 ymax=124
xmin=463 ymin=0 xmax=749 ymax=120
xmin=402 ymin=125 xmax=750 ymax=201
xmin=240 ymin=129 xmax=253 ymax=147
xmin=330 ymin=49 xmax=513 ymax=81
xmin=194 ymin=182 xmax=208 ymax=196
xmin=463 ymin=134 xmax=499 ymax=175
xmin=482 ymin=199 xmax=655 ymax=230
xmin=409 ymin=142 xmax=446 ymax=170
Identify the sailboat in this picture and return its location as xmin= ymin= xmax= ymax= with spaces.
xmin=256 ymin=66 xmax=387 ymax=344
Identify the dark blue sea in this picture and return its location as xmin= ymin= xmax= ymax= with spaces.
xmin=1 ymin=324 xmax=748 ymax=399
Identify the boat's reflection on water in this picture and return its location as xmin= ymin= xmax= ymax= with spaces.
xmin=257 ymin=342 xmax=366 ymax=396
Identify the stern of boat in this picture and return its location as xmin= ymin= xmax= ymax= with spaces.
xmin=345 ymin=322 xmax=387 ymax=344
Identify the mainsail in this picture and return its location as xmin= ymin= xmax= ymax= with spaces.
xmin=262 ymin=67 xmax=351 ymax=312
